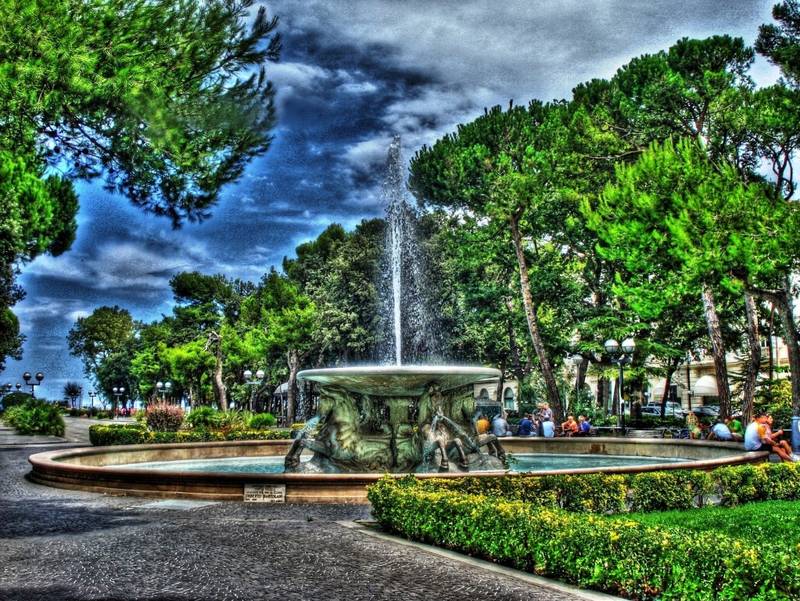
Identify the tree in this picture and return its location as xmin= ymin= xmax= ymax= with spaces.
xmin=757 ymin=0 xmax=800 ymax=88
xmin=67 ymin=306 xmax=135 ymax=379
xmin=63 ymin=381 xmax=82 ymax=408
xmin=1 ymin=0 xmax=281 ymax=371
xmin=587 ymin=138 xmax=798 ymax=419
xmin=410 ymin=102 xmax=570 ymax=418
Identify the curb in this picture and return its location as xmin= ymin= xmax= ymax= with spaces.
xmin=339 ymin=520 xmax=624 ymax=601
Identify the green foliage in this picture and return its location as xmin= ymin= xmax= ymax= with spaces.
xmin=757 ymin=0 xmax=800 ymax=87
xmin=88 ymin=423 xmax=292 ymax=446
xmin=756 ymin=379 xmax=793 ymax=429
xmin=247 ymin=412 xmax=277 ymax=430
xmin=184 ymin=406 xmax=222 ymax=430
xmin=368 ymin=477 xmax=800 ymax=600
xmin=628 ymin=470 xmax=712 ymax=512
xmin=3 ymin=400 xmax=65 ymax=436
xmin=1 ymin=391 xmax=32 ymax=409
xmin=145 ymin=402 xmax=185 ymax=432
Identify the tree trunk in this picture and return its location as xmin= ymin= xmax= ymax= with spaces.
xmin=507 ymin=316 xmax=526 ymax=382
xmin=494 ymin=365 xmax=506 ymax=406
xmin=660 ymin=362 xmax=677 ymax=417
xmin=286 ymin=349 xmax=299 ymax=425
xmin=701 ymin=284 xmax=731 ymax=419
xmin=576 ymin=356 xmax=588 ymax=394
xmin=742 ymin=291 xmax=761 ymax=424
xmin=755 ymin=287 xmax=800 ymax=417
xmin=509 ymin=216 xmax=562 ymax=419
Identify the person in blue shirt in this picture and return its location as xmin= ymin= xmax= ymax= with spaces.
xmin=577 ymin=415 xmax=592 ymax=436
xmin=517 ymin=414 xmax=534 ymax=436
xmin=541 ymin=419 xmax=555 ymax=438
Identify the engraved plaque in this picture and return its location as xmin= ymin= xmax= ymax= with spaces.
xmin=243 ymin=484 xmax=286 ymax=503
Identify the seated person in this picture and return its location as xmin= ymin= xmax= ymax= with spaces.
xmin=708 ymin=419 xmax=738 ymax=442
xmin=561 ymin=415 xmax=579 ymax=436
xmin=766 ymin=414 xmax=795 ymax=459
xmin=577 ymin=415 xmax=592 ymax=436
xmin=726 ymin=415 xmax=743 ymax=437
xmin=517 ymin=413 xmax=534 ymax=437
xmin=744 ymin=414 xmax=794 ymax=462
xmin=491 ymin=413 xmax=511 ymax=437
xmin=686 ymin=412 xmax=703 ymax=440
xmin=475 ymin=414 xmax=490 ymax=435
xmin=541 ymin=419 xmax=555 ymax=438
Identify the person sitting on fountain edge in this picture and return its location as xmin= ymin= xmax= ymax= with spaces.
xmin=577 ymin=415 xmax=591 ymax=436
xmin=561 ymin=415 xmax=579 ymax=437
xmin=491 ymin=412 xmax=511 ymax=437
xmin=475 ymin=413 xmax=491 ymax=435
xmin=517 ymin=413 xmax=534 ymax=437
xmin=541 ymin=416 xmax=555 ymax=438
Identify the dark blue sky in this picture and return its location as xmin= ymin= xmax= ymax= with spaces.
xmin=7 ymin=0 xmax=778 ymax=399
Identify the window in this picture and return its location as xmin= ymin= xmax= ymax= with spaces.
xmin=503 ymin=387 xmax=515 ymax=410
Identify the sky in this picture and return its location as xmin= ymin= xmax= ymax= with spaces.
xmin=5 ymin=0 xmax=781 ymax=401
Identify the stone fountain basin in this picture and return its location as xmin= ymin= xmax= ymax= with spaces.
xmin=27 ymin=438 xmax=767 ymax=503
xmin=297 ymin=365 xmax=501 ymax=396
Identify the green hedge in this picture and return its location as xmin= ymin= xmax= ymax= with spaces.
xmin=368 ymin=477 xmax=800 ymax=600
xmin=89 ymin=424 xmax=293 ymax=446
xmin=404 ymin=463 xmax=800 ymax=513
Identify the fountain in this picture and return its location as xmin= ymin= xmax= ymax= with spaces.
xmin=283 ymin=138 xmax=507 ymax=474
xmin=26 ymin=139 xmax=763 ymax=503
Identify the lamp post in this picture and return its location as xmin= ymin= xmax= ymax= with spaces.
xmin=88 ymin=390 xmax=97 ymax=412
xmin=243 ymin=369 xmax=266 ymax=412
xmin=22 ymin=371 xmax=44 ymax=398
xmin=112 ymin=386 xmax=125 ymax=418
xmin=155 ymin=381 xmax=172 ymax=402
xmin=604 ymin=338 xmax=636 ymax=435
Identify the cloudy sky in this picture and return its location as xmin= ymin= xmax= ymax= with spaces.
xmin=7 ymin=0 xmax=779 ymax=400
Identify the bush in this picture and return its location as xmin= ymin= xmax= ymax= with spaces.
xmin=184 ymin=406 xmax=222 ymax=430
xmin=3 ymin=400 xmax=65 ymax=436
xmin=368 ymin=477 xmax=800 ymax=600
xmin=145 ymin=402 xmax=184 ymax=432
xmin=247 ymin=412 xmax=276 ymax=430
xmin=89 ymin=423 xmax=293 ymax=445
xmin=89 ymin=423 xmax=147 ymax=446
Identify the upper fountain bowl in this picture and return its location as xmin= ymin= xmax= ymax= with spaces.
xmin=297 ymin=365 xmax=501 ymax=397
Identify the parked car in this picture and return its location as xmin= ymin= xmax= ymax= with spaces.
xmin=642 ymin=403 xmax=686 ymax=418
xmin=691 ymin=405 xmax=720 ymax=417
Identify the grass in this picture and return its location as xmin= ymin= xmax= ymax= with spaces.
xmin=608 ymin=500 xmax=800 ymax=550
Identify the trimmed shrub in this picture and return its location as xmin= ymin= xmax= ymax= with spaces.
xmin=89 ymin=423 xmax=293 ymax=446
xmin=1 ymin=391 xmax=34 ymax=410
xmin=145 ymin=402 xmax=184 ymax=432
xmin=89 ymin=423 xmax=147 ymax=446
xmin=368 ymin=477 xmax=800 ymax=600
xmin=628 ymin=470 xmax=712 ymax=512
xmin=247 ymin=412 xmax=276 ymax=430
xmin=3 ymin=400 xmax=65 ymax=436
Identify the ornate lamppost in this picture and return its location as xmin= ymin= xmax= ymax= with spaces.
xmin=604 ymin=338 xmax=636 ymax=434
xmin=112 ymin=386 xmax=125 ymax=418
xmin=23 ymin=371 xmax=44 ymax=398
xmin=155 ymin=381 xmax=172 ymax=402
xmin=243 ymin=369 xmax=265 ymax=412
xmin=88 ymin=390 xmax=98 ymax=412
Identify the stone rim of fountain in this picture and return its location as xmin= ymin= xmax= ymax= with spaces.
xmin=297 ymin=365 xmax=501 ymax=397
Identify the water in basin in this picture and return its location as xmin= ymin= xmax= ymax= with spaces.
xmin=115 ymin=453 xmax=690 ymax=474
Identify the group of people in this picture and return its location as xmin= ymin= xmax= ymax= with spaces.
xmin=476 ymin=403 xmax=592 ymax=438
xmin=743 ymin=413 xmax=798 ymax=462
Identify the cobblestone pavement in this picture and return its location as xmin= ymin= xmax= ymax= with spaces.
xmin=1 ymin=444 xmax=584 ymax=601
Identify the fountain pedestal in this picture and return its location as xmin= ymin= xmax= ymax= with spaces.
xmin=283 ymin=366 xmax=506 ymax=474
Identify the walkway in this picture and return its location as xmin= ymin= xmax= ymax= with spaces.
xmin=0 ymin=426 xmax=595 ymax=601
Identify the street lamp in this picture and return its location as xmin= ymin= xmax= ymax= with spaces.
xmin=22 ymin=371 xmax=44 ymax=398
xmin=88 ymin=390 xmax=97 ymax=412
xmin=243 ymin=369 xmax=266 ymax=412
xmin=155 ymin=381 xmax=172 ymax=402
xmin=604 ymin=338 xmax=636 ymax=434
xmin=112 ymin=386 xmax=125 ymax=417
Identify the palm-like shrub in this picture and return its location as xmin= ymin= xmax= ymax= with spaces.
xmin=3 ymin=400 xmax=65 ymax=436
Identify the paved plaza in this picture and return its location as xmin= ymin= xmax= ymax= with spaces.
xmin=0 ymin=421 xmax=588 ymax=601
